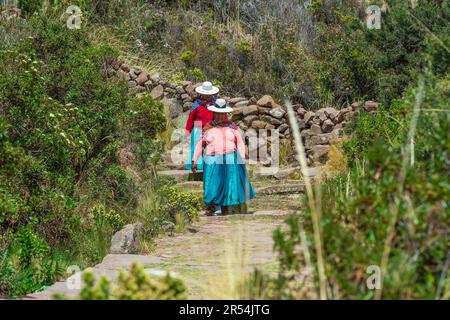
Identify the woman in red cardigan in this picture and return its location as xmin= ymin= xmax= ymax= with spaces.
xmin=185 ymin=81 xmax=219 ymax=171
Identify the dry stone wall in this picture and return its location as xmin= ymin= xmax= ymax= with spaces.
xmin=107 ymin=61 xmax=379 ymax=166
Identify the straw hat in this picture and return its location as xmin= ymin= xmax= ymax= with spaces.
xmin=195 ymin=81 xmax=219 ymax=95
xmin=207 ymin=98 xmax=233 ymax=113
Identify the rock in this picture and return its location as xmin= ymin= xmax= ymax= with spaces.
xmin=266 ymin=124 xmax=276 ymax=130
xmin=323 ymin=107 xmax=339 ymax=120
xmin=228 ymin=97 xmax=247 ymax=105
xmin=110 ymin=223 xmax=143 ymax=254
xmin=249 ymin=97 xmax=258 ymax=104
xmin=269 ymin=107 xmax=286 ymax=119
xmin=309 ymin=145 xmax=331 ymax=163
xmin=234 ymin=100 xmax=249 ymax=108
xmin=144 ymin=80 xmax=154 ymax=91
xmin=297 ymin=119 xmax=306 ymax=130
xmin=150 ymin=85 xmax=164 ymax=100
xmin=252 ymin=120 xmax=267 ymax=129
xmin=164 ymin=87 xmax=177 ymax=95
xmin=257 ymin=106 xmax=271 ymax=115
xmin=261 ymin=115 xmax=282 ymax=126
xmin=180 ymin=80 xmax=192 ymax=88
xmin=351 ymin=101 xmax=362 ymax=110
xmin=161 ymin=221 xmax=175 ymax=233
xmin=120 ymin=64 xmax=130 ymax=73
xmin=312 ymin=116 xmax=321 ymax=125
xmin=150 ymin=73 xmax=161 ymax=83
xmin=181 ymin=93 xmax=190 ymax=100
xmin=297 ymin=107 xmax=307 ymax=116
xmin=305 ymin=131 xmax=340 ymax=148
xmin=243 ymin=105 xmax=259 ymax=117
xmin=131 ymin=68 xmax=142 ymax=76
xmin=232 ymin=107 xmax=244 ymax=117
xmin=176 ymin=86 xmax=185 ymax=94
xmin=244 ymin=115 xmax=259 ymax=126
xmin=344 ymin=111 xmax=355 ymax=121
xmin=128 ymin=80 xmax=137 ymax=88
xmin=278 ymin=123 xmax=289 ymax=133
xmin=162 ymin=97 xmax=182 ymax=119
xmin=316 ymin=109 xmax=328 ymax=122
xmin=135 ymin=72 xmax=149 ymax=86
xmin=158 ymin=80 xmax=167 ymax=87
xmin=310 ymin=124 xmax=322 ymax=135
xmin=321 ymin=119 xmax=334 ymax=133
xmin=185 ymin=84 xmax=196 ymax=94
xmin=257 ymin=95 xmax=280 ymax=108
xmin=364 ymin=100 xmax=379 ymax=112
xmin=129 ymin=71 xmax=138 ymax=80
xmin=237 ymin=122 xmax=249 ymax=131
xmin=304 ymin=111 xmax=315 ymax=124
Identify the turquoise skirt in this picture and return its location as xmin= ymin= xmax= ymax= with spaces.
xmin=202 ymin=151 xmax=256 ymax=206
xmin=185 ymin=127 xmax=203 ymax=171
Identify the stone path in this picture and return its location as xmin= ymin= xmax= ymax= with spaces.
xmin=26 ymin=166 xmax=305 ymax=300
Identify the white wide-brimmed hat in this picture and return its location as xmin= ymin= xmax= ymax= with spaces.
xmin=207 ymin=98 xmax=233 ymax=113
xmin=195 ymin=81 xmax=220 ymax=95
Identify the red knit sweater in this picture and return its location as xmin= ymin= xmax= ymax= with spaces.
xmin=185 ymin=104 xmax=214 ymax=133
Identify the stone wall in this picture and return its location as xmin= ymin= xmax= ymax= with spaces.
xmin=107 ymin=61 xmax=379 ymax=166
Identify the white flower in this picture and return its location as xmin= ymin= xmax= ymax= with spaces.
xmin=49 ymin=113 xmax=55 ymax=118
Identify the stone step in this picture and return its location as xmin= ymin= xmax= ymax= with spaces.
xmin=24 ymin=254 xmax=163 ymax=300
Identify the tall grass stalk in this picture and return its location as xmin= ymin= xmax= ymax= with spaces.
xmin=375 ymin=77 xmax=425 ymax=300
xmin=285 ymin=101 xmax=327 ymax=300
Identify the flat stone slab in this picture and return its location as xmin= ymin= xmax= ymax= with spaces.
xmin=24 ymin=254 xmax=163 ymax=300
xmin=252 ymin=210 xmax=289 ymax=216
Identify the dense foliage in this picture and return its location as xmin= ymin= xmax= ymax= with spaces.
xmin=0 ymin=9 xmax=201 ymax=297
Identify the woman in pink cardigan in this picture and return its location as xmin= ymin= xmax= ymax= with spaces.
xmin=191 ymin=99 xmax=255 ymax=215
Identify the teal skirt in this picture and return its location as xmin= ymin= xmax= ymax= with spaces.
xmin=185 ymin=127 xmax=203 ymax=171
xmin=202 ymin=151 xmax=256 ymax=206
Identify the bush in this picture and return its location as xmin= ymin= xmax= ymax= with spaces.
xmin=55 ymin=262 xmax=188 ymax=300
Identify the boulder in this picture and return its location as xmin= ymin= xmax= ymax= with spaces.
xmin=228 ymin=97 xmax=247 ymax=105
xmin=269 ymin=107 xmax=286 ymax=119
xmin=316 ymin=109 xmax=328 ymax=122
xmin=323 ymin=107 xmax=339 ymax=120
xmin=321 ymin=119 xmax=334 ymax=133
xmin=120 ymin=64 xmax=130 ymax=73
xmin=110 ymin=223 xmax=143 ymax=254
xmin=150 ymin=73 xmax=161 ymax=83
xmin=176 ymin=86 xmax=185 ymax=94
xmin=243 ymin=105 xmax=259 ymax=117
xmin=180 ymin=80 xmax=192 ymax=88
xmin=297 ymin=107 xmax=307 ymax=116
xmin=304 ymin=111 xmax=315 ymax=124
xmin=278 ymin=123 xmax=289 ymax=133
xmin=234 ymin=100 xmax=249 ymax=108
xmin=261 ymin=115 xmax=282 ymax=126
xmin=130 ymin=68 xmax=142 ymax=76
xmin=135 ymin=72 xmax=148 ymax=86
xmin=252 ymin=120 xmax=268 ymax=130
xmin=364 ymin=100 xmax=379 ymax=113
xmin=257 ymin=106 xmax=271 ymax=115
xmin=310 ymin=124 xmax=322 ymax=135
xmin=244 ymin=115 xmax=258 ymax=126
xmin=150 ymin=85 xmax=164 ymax=100
xmin=257 ymin=95 xmax=281 ymax=108
xmin=232 ymin=107 xmax=244 ymax=117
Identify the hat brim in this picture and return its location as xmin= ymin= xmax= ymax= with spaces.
xmin=195 ymin=86 xmax=220 ymax=95
xmin=207 ymin=106 xmax=233 ymax=113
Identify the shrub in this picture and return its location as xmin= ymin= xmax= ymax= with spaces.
xmin=55 ymin=263 xmax=188 ymax=300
